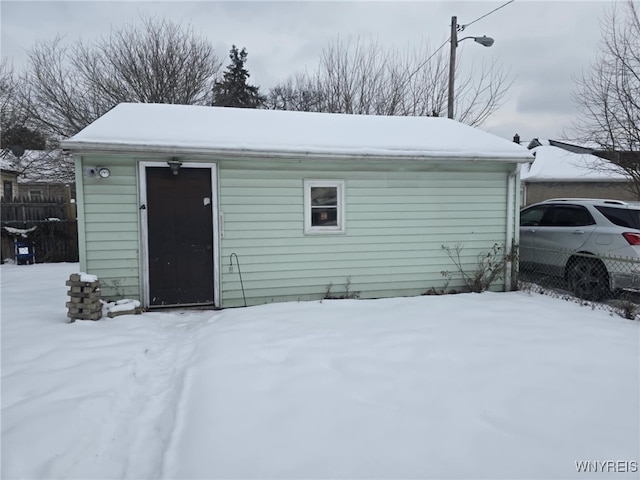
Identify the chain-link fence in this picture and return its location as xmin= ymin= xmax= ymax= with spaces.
xmin=516 ymin=247 xmax=640 ymax=319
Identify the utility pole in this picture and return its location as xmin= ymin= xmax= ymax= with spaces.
xmin=447 ymin=16 xmax=494 ymax=120
xmin=447 ymin=15 xmax=458 ymax=119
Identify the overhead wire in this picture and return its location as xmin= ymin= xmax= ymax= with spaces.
xmin=404 ymin=38 xmax=451 ymax=85
xmin=459 ymin=0 xmax=516 ymax=32
xmin=406 ymin=0 xmax=516 ymax=84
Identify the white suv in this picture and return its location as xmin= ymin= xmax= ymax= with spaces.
xmin=519 ymin=198 xmax=640 ymax=299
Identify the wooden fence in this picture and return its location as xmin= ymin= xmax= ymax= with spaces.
xmin=1 ymin=196 xmax=74 ymax=222
xmin=1 ymin=220 xmax=79 ymax=264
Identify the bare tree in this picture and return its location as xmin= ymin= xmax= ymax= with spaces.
xmin=0 ymin=149 xmax=75 ymax=184
xmin=0 ymin=59 xmax=19 ymax=130
xmin=572 ymin=0 xmax=640 ymax=197
xmin=1 ymin=59 xmax=74 ymax=184
xmin=266 ymin=37 xmax=510 ymax=126
xmin=268 ymin=76 xmax=320 ymax=112
xmin=1 ymin=60 xmax=34 ymax=147
xmin=19 ymin=16 xmax=223 ymax=138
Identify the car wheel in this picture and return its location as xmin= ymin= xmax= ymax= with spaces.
xmin=567 ymin=257 xmax=610 ymax=300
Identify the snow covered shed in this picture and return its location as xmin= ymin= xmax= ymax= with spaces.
xmin=62 ymin=103 xmax=532 ymax=308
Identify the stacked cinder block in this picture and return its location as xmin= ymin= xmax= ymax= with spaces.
xmin=66 ymin=274 xmax=102 ymax=321
xmin=106 ymin=299 xmax=142 ymax=318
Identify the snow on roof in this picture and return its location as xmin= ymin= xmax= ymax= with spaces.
xmin=0 ymin=153 xmax=19 ymax=172
xmin=550 ymin=138 xmax=603 ymax=150
xmin=62 ymin=103 xmax=532 ymax=162
xmin=1 ymin=150 xmax=74 ymax=184
xmin=17 ymin=150 xmax=74 ymax=184
xmin=520 ymin=145 xmax=628 ymax=182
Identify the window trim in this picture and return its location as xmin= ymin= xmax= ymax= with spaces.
xmin=3 ymin=181 xmax=13 ymax=200
xmin=29 ymin=189 xmax=43 ymax=202
xmin=304 ymin=179 xmax=345 ymax=234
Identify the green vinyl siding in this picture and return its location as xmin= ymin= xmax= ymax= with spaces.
xmin=77 ymin=157 xmax=141 ymax=300
xmin=75 ymin=152 xmax=515 ymax=308
xmin=218 ymin=161 xmax=510 ymax=307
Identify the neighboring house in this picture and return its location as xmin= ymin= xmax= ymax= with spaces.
xmin=520 ymin=139 xmax=633 ymax=205
xmin=1 ymin=149 xmax=79 ymax=263
xmin=62 ymin=103 xmax=532 ymax=308
xmin=0 ymin=156 xmax=20 ymax=200
xmin=0 ymin=149 xmax=76 ymax=201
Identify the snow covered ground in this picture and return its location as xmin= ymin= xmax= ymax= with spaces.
xmin=1 ymin=263 xmax=639 ymax=479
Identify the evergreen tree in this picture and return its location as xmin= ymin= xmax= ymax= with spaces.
xmin=1 ymin=126 xmax=47 ymax=151
xmin=212 ymin=46 xmax=265 ymax=108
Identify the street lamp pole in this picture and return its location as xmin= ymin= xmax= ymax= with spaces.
xmin=447 ymin=16 xmax=458 ymax=119
xmin=447 ymin=16 xmax=495 ymax=120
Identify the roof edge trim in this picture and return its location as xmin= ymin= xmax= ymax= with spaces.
xmin=61 ymin=141 xmax=532 ymax=164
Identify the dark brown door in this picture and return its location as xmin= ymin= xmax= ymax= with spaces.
xmin=147 ymin=167 xmax=214 ymax=306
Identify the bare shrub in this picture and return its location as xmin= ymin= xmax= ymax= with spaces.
xmin=441 ymin=243 xmax=505 ymax=293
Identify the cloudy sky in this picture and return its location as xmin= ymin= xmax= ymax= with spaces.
xmin=1 ymin=0 xmax=617 ymax=142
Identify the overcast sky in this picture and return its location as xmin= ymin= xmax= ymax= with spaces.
xmin=1 ymin=0 xmax=618 ymax=142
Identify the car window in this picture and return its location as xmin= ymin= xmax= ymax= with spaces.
xmin=520 ymin=205 xmax=549 ymax=226
xmin=630 ymin=210 xmax=640 ymax=229
xmin=542 ymin=205 xmax=596 ymax=227
xmin=594 ymin=206 xmax=640 ymax=229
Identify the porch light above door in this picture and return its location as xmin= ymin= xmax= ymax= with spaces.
xmin=167 ymin=158 xmax=182 ymax=175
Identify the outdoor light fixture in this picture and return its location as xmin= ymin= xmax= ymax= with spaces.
xmin=448 ymin=16 xmax=495 ymax=119
xmin=83 ymin=166 xmax=111 ymax=178
xmin=470 ymin=35 xmax=494 ymax=47
xmin=167 ymin=158 xmax=182 ymax=175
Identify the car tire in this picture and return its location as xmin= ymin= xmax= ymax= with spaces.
xmin=566 ymin=257 xmax=610 ymax=301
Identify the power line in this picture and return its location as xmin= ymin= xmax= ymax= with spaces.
xmin=416 ymin=0 xmax=516 ymax=74
xmin=405 ymin=38 xmax=451 ymax=84
xmin=460 ymin=0 xmax=516 ymax=32
xmin=405 ymin=0 xmax=515 ymax=93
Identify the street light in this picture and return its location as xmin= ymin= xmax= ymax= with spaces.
xmin=447 ymin=16 xmax=494 ymax=119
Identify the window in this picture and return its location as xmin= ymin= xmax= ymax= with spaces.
xmin=595 ymin=206 xmax=640 ymax=229
xmin=304 ymin=180 xmax=345 ymax=234
xmin=29 ymin=190 xmax=43 ymax=202
xmin=3 ymin=181 xmax=12 ymax=200
xmin=520 ymin=205 xmax=548 ymax=226
xmin=544 ymin=205 xmax=595 ymax=227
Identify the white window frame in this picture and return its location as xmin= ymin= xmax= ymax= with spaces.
xmin=3 ymin=181 xmax=13 ymax=200
xmin=304 ymin=180 xmax=345 ymax=234
xmin=29 ymin=189 xmax=43 ymax=201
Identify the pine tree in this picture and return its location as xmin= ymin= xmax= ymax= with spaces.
xmin=212 ymin=46 xmax=266 ymax=108
xmin=1 ymin=126 xmax=47 ymax=150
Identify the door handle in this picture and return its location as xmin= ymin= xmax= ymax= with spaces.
xmin=572 ymin=230 xmax=585 ymax=234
